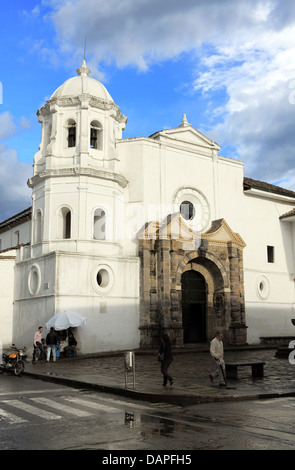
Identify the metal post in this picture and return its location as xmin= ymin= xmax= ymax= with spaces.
xmin=124 ymin=351 xmax=135 ymax=389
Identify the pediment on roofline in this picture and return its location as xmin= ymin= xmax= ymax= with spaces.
xmin=150 ymin=115 xmax=220 ymax=153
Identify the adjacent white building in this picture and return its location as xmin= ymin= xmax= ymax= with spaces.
xmin=0 ymin=62 xmax=294 ymax=352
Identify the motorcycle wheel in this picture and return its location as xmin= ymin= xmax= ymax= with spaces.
xmin=14 ymin=361 xmax=25 ymax=376
xmin=0 ymin=364 xmax=5 ymax=374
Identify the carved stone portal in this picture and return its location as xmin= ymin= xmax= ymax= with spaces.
xmin=138 ymin=214 xmax=247 ymax=348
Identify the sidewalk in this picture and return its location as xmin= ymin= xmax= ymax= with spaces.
xmin=23 ymin=345 xmax=295 ymax=405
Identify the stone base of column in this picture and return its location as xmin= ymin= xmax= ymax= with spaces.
xmin=229 ymin=324 xmax=248 ymax=345
xmin=139 ymin=324 xmax=184 ymax=348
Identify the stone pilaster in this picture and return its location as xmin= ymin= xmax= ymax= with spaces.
xmin=228 ymin=244 xmax=247 ymax=344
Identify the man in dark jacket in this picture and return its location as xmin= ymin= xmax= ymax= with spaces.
xmin=46 ymin=327 xmax=58 ymax=362
xmin=64 ymin=332 xmax=77 ymax=357
xmin=159 ymin=333 xmax=173 ymax=387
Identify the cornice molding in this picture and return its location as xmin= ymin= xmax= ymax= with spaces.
xmin=38 ymin=95 xmax=127 ymax=125
xmin=27 ymin=167 xmax=128 ymax=189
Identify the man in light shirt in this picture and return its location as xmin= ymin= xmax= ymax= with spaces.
xmin=32 ymin=326 xmax=45 ymax=363
xmin=209 ymin=331 xmax=227 ymax=386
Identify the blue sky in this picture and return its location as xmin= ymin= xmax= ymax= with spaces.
xmin=1 ymin=0 xmax=295 ymax=221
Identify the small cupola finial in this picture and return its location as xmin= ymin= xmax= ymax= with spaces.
xmin=76 ymin=59 xmax=91 ymax=77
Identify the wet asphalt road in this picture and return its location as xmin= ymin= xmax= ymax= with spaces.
xmin=0 ymin=373 xmax=295 ymax=451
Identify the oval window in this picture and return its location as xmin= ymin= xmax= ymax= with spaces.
xmin=96 ymin=269 xmax=110 ymax=288
xmin=28 ymin=265 xmax=41 ymax=296
xmin=92 ymin=264 xmax=114 ymax=294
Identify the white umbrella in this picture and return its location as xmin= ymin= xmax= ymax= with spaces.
xmin=45 ymin=311 xmax=87 ymax=331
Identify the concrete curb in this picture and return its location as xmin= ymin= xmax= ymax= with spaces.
xmin=23 ymin=369 xmax=295 ymax=406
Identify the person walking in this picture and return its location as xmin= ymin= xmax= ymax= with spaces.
xmin=32 ymin=326 xmax=45 ymax=363
xmin=46 ymin=327 xmax=58 ymax=362
xmin=209 ymin=331 xmax=227 ymax=386
xmin=159 ymin=333 xmax=174 ymax=387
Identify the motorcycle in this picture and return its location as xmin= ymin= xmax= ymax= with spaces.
xmin=0 ymin=344 xmax=27 ymax=376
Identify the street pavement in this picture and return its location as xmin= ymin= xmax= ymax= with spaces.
xmin=21 ymin=344 xmax=295 ymax=405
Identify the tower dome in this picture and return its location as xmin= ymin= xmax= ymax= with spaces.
xmin=50 ymin=60 xmax=113 ymax=102
xmin=33 ymin=60 xmax=127 ymax=178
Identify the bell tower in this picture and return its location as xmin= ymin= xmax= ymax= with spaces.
xmin=14 ymin=62 xmax=139 ymax=354
xmin=27 ymin=61 xmax=128 ymax=256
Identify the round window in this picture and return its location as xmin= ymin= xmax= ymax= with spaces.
xmin=173 ymin=187 xmax=210 ymax=232
xmin=180 ymin=201 xmax=195 ymax=220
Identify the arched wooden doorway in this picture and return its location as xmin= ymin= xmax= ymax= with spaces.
xmin=181 ymin=270 xmax=207 ymax=343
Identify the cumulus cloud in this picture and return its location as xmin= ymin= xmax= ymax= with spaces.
xmin=194 ymin=25 xmax=295 ymax=187
xmin=19 ymin=116 xmax=31 ymax=130
xmin=0 ymin=145 xmax=32 ymax=222
xmin=22 ymin=4 xmax=41 ymax=19
xmin=45 ymin=0 xmax=295 ymax=190
xmin=1 ymin=1 xmax=293 ymax=222
xmin=0 ymin=112 xmax=16 ymax=140
xmin=50 ymin=0 xmax=270 ymax=70
xmin=0 ymin=112 xmax=32 ymax=221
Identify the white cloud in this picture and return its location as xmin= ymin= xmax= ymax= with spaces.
xmin=193 ymin=23 xmax=295 ymax=186
xmin=0 ymin=112 xmax=16 ymax=139
xmin=0 ymin=113 xmax=32 ymax=220
xmin=30 ymin=0 xmax=295 ymax=190
xmin=48 ymin=0 xmax=295 ymax=185
xmin=0 ymin=145 xmax=32 ymax=222
xmin=50 ymin=0 xmax=268 ymax=70
xmin=20 ymin=116 xmax=31 ymax=130
xmin=22 ymin=4 xmax=41 ymax=20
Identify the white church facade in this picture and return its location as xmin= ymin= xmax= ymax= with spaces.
xmin=0 ymin=62 xmax=295 ymax=353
